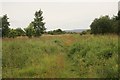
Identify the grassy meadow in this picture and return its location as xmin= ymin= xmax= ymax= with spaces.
xmin=2 ymin=34 xmax=118 ymax=78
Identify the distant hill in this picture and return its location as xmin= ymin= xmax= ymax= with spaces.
xmin=64 ymin=29 xmax=88 ymax=33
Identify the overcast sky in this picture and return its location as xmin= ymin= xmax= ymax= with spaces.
xmin=1 ymin=1 xmax=119 ymax=30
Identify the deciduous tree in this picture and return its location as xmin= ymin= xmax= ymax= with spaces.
xmin=90 ymin=16 xmax=112 ymax=34
xmin=24 ymin=23 xmax=35 ymax=38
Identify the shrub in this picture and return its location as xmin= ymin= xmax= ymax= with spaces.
xmin=15 ymin=28 xmax=25 ymax=36
xmin=48 ymin=29 xmax=65 ymax=35
xmin=24 ymin=23 xmax=35 ymax=38
xmin=80 ymin=31 xmax=87 ymax=35
xmin=8 ymin=29 xmax=17 ymax=38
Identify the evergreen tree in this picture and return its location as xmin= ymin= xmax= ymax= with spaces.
xmin=2 ymin=14 xmax=10 ymax=37
xmin=116 ymin=11 xmax=120 ymax=20
xmin=32 ymin=9 xmax=46 ymax=37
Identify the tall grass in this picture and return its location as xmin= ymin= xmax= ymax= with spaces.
xmin=2 ymin=34 xmax=118 ymax=78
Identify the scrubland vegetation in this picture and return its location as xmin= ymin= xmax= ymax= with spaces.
xmin=1 ymin=9 xmax=119 ymax=78
xmin=2 ymin=34 xmax=118 ymax=78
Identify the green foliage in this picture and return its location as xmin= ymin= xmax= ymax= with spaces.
xmin=1 ymin=9 xmax=46 ymax=38
xmin=90 ymin=16 xmax=112 ymax=34
xmin=15 ymin=28 xmax=25 ymax=36
xmin=80 ymin=30 xmax=91 ymax=35
xmin=2 ymin=14 xmax=10 ymax=37
xmin=90 ymin=11 xmax=120 ymax=34
xmin=111 ymin=19 xmax=118 ymax=33
xmin=32 ymin=9 xmax=46 ymax=37
xmin=115 ymin=11 xmax=120 ymax=34
xmin=8 ymin=29 xmax=17 ymax=38
xmin=48 ymin=29 xmax=65 ymax=35
xmin=67 ymin=35 xmax=118 ymax=78
xmin=116 ymin=11 xmax=120 ymax=20
xmin=80 ymin=31 xmax=87 ymax=35
xmin=85 ymin=29 xmax=91 ymax=34
xmin=24 ymin=23 xmax=35 ymax=38
xmin=2 ymin=34 xmax=118 ymax=78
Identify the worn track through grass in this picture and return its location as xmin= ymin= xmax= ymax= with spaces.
xmin=2 ymin=34 xmax=118 ymax=78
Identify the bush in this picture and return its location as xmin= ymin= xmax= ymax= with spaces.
xmin=80 ymin=31 xmax=87 ymax=35
xmin=48 ymin=29 xmax=65 ymax=35
xmin=24 ymin=23 xmax=35 ymax=38
xmin=15 ymin=28 xmax=25 ymax=36
xmin=8 ymin=29 xmax=17 ymax=38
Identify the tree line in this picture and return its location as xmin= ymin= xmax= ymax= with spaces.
xmin=1 ymin=9 xmax=46 ymax=38
xmin=90 ymin=11 xmax=120 ymax=34
xmin=0 ymin=10 xmax=119 ymax=38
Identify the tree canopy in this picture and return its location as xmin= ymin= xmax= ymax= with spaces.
xmin=2 ymin=14 xmax=10 ymax=37
xmin=90 ymin=16 xmax=112 ymax=34
xmin=32 ymin=9 xmax=46 ymax=37
xmin=90 ymin=11 xmax=119 ymax=35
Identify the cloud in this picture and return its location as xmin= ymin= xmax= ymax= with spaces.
xmin=2 ymin=2 xmax=118 ymax=30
